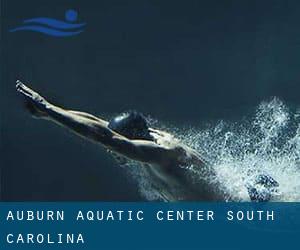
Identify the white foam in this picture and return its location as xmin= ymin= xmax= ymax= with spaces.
xmin=124 ymin=98 xmax=300 ymax=201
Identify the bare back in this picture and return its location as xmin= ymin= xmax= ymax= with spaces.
xmin=16 ymin=81 xmax=224 ymax=201
xmin=135 ymin=128 xmax=225 ymax=201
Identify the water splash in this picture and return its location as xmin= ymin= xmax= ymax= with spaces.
xmin=124 ymin=98 xmax=300 ymax=201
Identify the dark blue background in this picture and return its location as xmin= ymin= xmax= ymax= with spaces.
xmin=2 ymin=0 xmax=300 ymax=200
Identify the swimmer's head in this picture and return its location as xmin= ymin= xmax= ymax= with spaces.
xmin=108 ymin=111 xmax=153 ymax=141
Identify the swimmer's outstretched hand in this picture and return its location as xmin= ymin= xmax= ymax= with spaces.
xmin=16 ymin=80 xmax=49 ymax=118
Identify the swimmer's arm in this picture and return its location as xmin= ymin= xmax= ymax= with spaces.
xmin=16 ymin=81 xmax=111 ymax=141
xmin=110 ymin=137 xmax=176 ymax=164
xmin=16 ymin=81 xmax=173 ymax=164
xmin=47 ymin=107 xmax=173 ymax=163
xmin=43 ymin=106 xmax=173 ymax=165
xmin=16 ymin=81 xmax=203 ymax=165
xmin=16 ymin=80 xmax=107 ymax=123
xmin=67 ymin=110 xmax=106 ymax=123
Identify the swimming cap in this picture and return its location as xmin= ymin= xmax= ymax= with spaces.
xmin=108 ymin=111 xmax=153 ymax=141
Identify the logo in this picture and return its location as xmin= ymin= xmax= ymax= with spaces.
xmin=9 ymin=9 xmax=85 ymax=37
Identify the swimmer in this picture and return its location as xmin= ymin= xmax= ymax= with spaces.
xmin=16 ymin=80 xmax=278 ymax=201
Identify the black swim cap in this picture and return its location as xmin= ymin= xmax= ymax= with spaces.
xmin=108 ymin=111 xmax=153 ymax=140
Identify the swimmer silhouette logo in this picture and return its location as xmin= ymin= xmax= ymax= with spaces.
xmin=9 ymin=9 xmax=85 ymax=37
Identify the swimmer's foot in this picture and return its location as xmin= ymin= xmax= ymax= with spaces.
xmin=16 ymin=80 xmax=49 ymax=118
xmin=246 ymin=174 xmax=279 ymax=202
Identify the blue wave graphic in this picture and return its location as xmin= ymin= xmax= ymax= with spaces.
xmin=10 ymin=25 xmax=83 ymax=37
xmin=9 ymin=9 xmax=85 ymax=37
xmin=23 ymin=18 xmax=85 ymax=29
